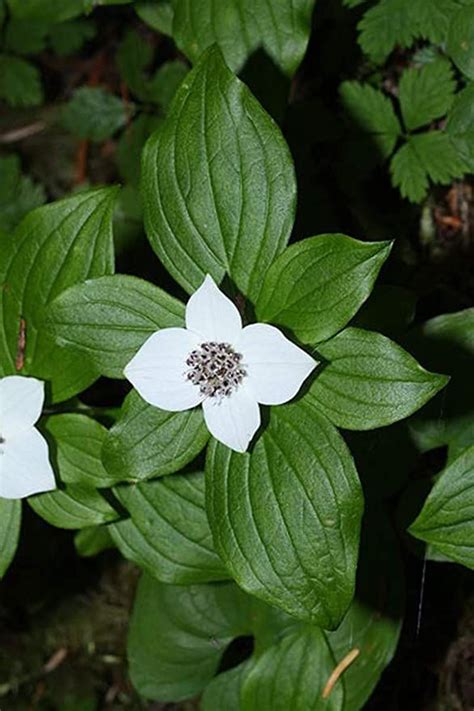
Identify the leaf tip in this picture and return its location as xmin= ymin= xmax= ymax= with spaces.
xmin=431 ymin=371 xmax=450 ymax=393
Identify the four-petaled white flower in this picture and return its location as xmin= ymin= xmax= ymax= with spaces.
xmin=125 ymin=275 xmax=318 ymax=453
xmin=0 ymin=376 xmax=56 ymax=499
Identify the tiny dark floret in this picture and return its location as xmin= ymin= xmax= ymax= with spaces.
xmin=185 ymin=341 xmax=246 ymax=398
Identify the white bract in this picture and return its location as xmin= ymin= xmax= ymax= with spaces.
xmin=0 ymin=376 xmax=56 ymax=499
xmin=125 ymin=275 xmax=317 ymax=453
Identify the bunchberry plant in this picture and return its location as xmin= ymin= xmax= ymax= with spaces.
xmin=0 ymin=1 xmax=473 ymax=708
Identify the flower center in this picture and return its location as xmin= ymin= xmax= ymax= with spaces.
xmin=185 ymin=342 xmax=246 ymax=398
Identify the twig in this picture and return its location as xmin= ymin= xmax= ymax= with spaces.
xmin=73 ymin=50 xmax=107 ymax=185
xmin=43 ymin=647 xmax=68 ymax=673
xmin=0 ymin=121 xmax=47 ymax=144
xmin=74 ymin=140 xmax=89 ymax=185
xmin=322 ymin=648 xmax=360 ymax=699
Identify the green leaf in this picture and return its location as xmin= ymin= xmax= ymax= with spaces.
xmin=113 ymin=185 xmax=143 ymax=250
xmin=127 ymin=575 xmax=250 ymax=701
xmin=127 ymin=514 xmax=403 ymax=707
xmin=142 ymin=45 xmax=296 ymax=301
xmin=49 ymin=19 xmax=96 ymax=56
xmin=206 ymin=398 xmax=363 ymax=627
xmin=0 ymin=54 xmax=43 ymax=107
xmin=447 ymin=418 xmax=474 ymax=463
xmin=117 ymin=115 xmax=162 ymax=186
xmin=102 ymin=390 xmax=209 ymax=483
xmin=29 ymin=484 xmax=119 ymax=529
xmin=62 ymin=87 xmax=130 ymax=142
xmin=109 ymin=517 xmax=156 ymax=565
xmin=201 ymin=662 xmax=251 ymax=711
xmin=413 ymin=0 xmax=461 ymax=45
xmin=390 ymin=140 xmax=429 ymax=203
xmin=242 ymin=628 xmax=342 ymax=711
xmin=74 ymin=524 xmax=115 ymax=557
xmin=43 ymin=413 xmax=118 ymax=488
xmin=256 ymin=235 xmax=392 ymax=344
xmin=135 ymin=0 xmax=173 ymax=35
xmin=172 ymin=0 xmax=316 ymax=76
xmin=357 ymin=0 xmax=416 ymax=62
xmin=148 ymin=60 xmax=189 ymax=109
xmin=119 ymin=43 xmax=184 ymax=111
xmin=399 ymin=59 xmax=456 ymax=131
xmin=0 ymin=187 xmax=118 ymax=399
xmin=116 ymin=29 xmax=152 ymax=99
xmin=12 ymin=169 xmax=44 ymax=219
xmin=46 ymin=275 xmax=184 ymax=379
xmin=0 ymin=498 xmax=21 ymax=578
xmin=412 ymin=45 xmax=442 ymax=65
xmin=4 ymin=20 xmax=49 ymax=54
xmin=0 ymin=155 xmax=20 ymax=198
xmin=339 ymin=82 xmax=400 ymax=160
xmin=111 ymin=471 xmax=228 ymax=583
xmin=117 ymin=114 xmax=162 ymax=186
xmin=390 ymin=131 xmax=464 ymax=203
xmin=308 ymin=328 xmax=449 ymax=430
xmin=447 ymin=4 xmax=474 ymax=79
xmin=82 ymin=0 xmax=132 ymax=9
xmin=0 ymin=154 xmax=46 ymax=232
xmin=410 ymin=446 xmax=474 ymax=569
xmin=416 ymin=308 xmax=474 ymax=373
xmin=406 ymin=308 xmax=474 ymax=452
xmin=358 ymin=0 xmax=460 ymax=63
xmin=411 ymin=131 xmax=467 ymax=184
xmin=7 ymin=0 xmax=83 ymax=21
xmin=446 ymin=83 xmax=474 ymax=171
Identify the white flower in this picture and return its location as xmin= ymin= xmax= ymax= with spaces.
xmin=0 ymin=376 xmax=56 ymax=499
xmin=124 ymin=275 xmax=318 ymax=453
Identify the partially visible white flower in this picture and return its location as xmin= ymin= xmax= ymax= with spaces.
xmin=0 ymin=376 xmax=56 ymax=499
xmin=125 ymin=275 xmax=317 ymax=453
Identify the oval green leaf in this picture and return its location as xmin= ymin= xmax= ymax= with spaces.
xmin=142 ymin=45 xmax=296 ymax=301
xmin=409 ymin=445 xmax=474 ymax=569
xmin=43 ymin=413 xmax=117 ymax=488
xmin=0 ymin=498 xmax=21 ymax=578
xmin=309 ymin=327 xmax=449 ymax=430
xmin=111 ymin=471 xmax=229 ymax=583
xmin=74 ymin=524 xmax=115 ymax=558
xmin=47 ymin=275 xmax=184 ymax=379
xmin=256 ymin=234 xmax=392 ymax=344
xmin=29 ymin=484 xmax=119 ymax=529
xmin=201 ymin=662 xmax=251 ymax=711
xmin=241 ymin=628 xmax=343 ymax=711
xmin=206 ymin=397 xmax=363 ymax=628
xmin=102 ymin=390 xmax=209 ymax=483
xmin=127 ymin=575 xmax=250 ymax=701
xmin=0 ymin=187 xmax=118 ymax=401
